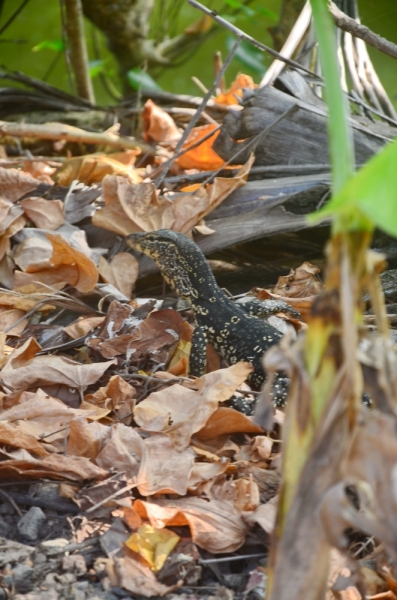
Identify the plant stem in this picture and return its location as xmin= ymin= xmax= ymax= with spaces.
xmin=63 ymin=0 xmax=95 ymax=104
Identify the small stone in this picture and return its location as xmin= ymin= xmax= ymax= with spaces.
xmin=62 ymin=554 xmax=87 ymax=575
xmin=11 ymin=562 xmax=34 ymax=593
xmin=0 ymin=516 xmax=11 ymax=536
xmin=17 ymin=507 xmax=47 ymax=542
xmin=0 ymin=502 xmax=14 ymax=515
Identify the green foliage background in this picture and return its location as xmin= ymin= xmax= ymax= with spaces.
xmin=0 ymin=0 xmax=396 ymax=106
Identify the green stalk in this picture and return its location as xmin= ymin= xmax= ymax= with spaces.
xmin=310 ymin=0 xmax=355 ymax=194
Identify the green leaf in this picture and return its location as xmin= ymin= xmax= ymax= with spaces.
xmin=226 ymin=36 xmax=266 ymax=75
xmin=32 ymin=39 xmax=64 ymax=52
xmin=127 ymin=69 xmax=162 ymax=92
xmin=254 ymin=5 xmax=278 ymax=20
xmin=89 ymin=59 xmax=106 ymax=78
xmin=308 ymin=137 xmax=397 ymax=236
xmin=223 ymin=0 xmax=255 ymax=17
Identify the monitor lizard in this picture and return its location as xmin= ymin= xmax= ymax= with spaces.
xmin=126 ymin=229 xmax=300 ymax=406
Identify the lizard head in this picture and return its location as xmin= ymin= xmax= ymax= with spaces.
xmin=126 ymin=229 xmax=217 ymax=301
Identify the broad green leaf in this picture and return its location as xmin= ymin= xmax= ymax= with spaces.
xmin=226 ymin=36 xmax=266 ymax=75
xmin=309 ymin=137 xmax=397 ymax=236
xmin=32 ymin=39 xmax=64 ymax=52
xmin=127 ymin=69 xmax=162 ymax=92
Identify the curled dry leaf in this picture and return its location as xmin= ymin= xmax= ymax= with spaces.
xmin=142 ymin=100 xmax=181 ymax=144
xmin=0 ymin=421 xmax=48 ymax=457
xmin=13 ymin=232 xmax=98 ymax=292
xmin=243 ymin=496 xmax=278 ymax=534
xmin=134 ymin=496 xmax=247 ymax=553
xmin=63 ymin=315 xmax=105 ymax=339
xmin=0 ymin=453 xmax=108 ymax=482
xmin=176 ymin=124 xmax=225 ymax=171
xmin=84 ymin=374 xmax=136 ymax=421
xmin=134 ymin=362 xmax=253 ymax=451
xmin=22 ymin=159 xmax=56 ymax=183
xmin=55 ymin=153 xmax=142 ymax=186
xmin=20 ymin=197 xmax=65 ymax=230
xmin=273 ymin=262 xmax=323 ymax=298
xmin=255 ymin=287 xmax=316 ymax=323
xmin=137 ymin=434 xmax=196 ymax=496
xmin=95 ymin=424 xmax=144 ymax=477
xmin=215 ymin=74 xmax=257 ymax=105
xmin=194 ymin=406 xmax=263 ymax=439
xmin=98 ymin=252 xmax=139 ymax=299
xmin=114 ymin=554 xmax=182 ymax=598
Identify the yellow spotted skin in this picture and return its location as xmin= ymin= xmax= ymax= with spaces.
xmin=126 ymin=230 xmax=299 ymax=405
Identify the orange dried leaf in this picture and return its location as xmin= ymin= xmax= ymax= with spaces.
xmin=142 ymin=100 xmax=181 ymax=144
xmin=215 ymin=74 xmax=257 ymax=105
xmin=176 ymin=124 xmax=225 ymax=171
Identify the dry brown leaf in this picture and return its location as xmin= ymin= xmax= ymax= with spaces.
xmin=1 ymin=340 xmax=115 ymax=391
xmin=215 ymin=74 xmax=257 ymax=105
xmin=0 ymin=167 xmax=41 ymax=202
xmin=85 ymin=375 xmax=136 ymax=419
xmin=67 ymin=418 xmax=111 ymax=460
xmin=0 ymin=453 xmax=108 ymax=482
xmin=63 ymin=315 xmax=105 ymax=339
xmin=98 ymin=252 xmax=139 ymax=299
xmin=114 ymin=554 xmax=182 ymax=597
xmin=0 ymin=421 xmax=48 ymax=457
xmin=22 ymin=159 xmax=56 ymax=183
xmin=255 ymin=287 xmax=317 ymax=323
xmin=195 ymin=406 xmax=263 ymax=439
xmin=134 ymin=362 xmax=253 ymax=451
xmin=0 ymin=307 xmax=27 ymax=336
xmin=243 ymin=496 xmax=278 ymax=534
xmin=176 ymin=124 xmax=225 ymax=171
xmin=0 ymin=198 xmax=25 ymax=235
xmin=55 ymin=153 xmax=142 ymax=186
xmin=20 ymin=197 xmax=65 ymax=230
xmin=137 ymin=433 xmax=195 ymax=496
xmin=142 ymin=100 xmax=181 ymax=144
xmin=134 ymin=496 xmax=247 ymax=553
xmin=0 ymin=389 xmax=109 ymax=447
xmin=273 ymin=262 xmax=323 ymax=298
xmin=94 ymin=156 xmax=253 ymax=236
xmin=88 ymin=307 xmax=184 ymax=362
xmin=95 ymin=424 xmax=144 ymax=477
xmin=13 ymin=233 xmax=98 ymax=292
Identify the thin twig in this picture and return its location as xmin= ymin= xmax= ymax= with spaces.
xmin=188 ymin=0 xmax=322 ymax=81
xmin=155 ymin=37 xmax=243 ymax=187
xmin=85 ymin=481 xmax=136 ymax=514
xmin=0 ymin=488 xmax=23 ymax=518
xmin=329 ymin=0 xmax=397 ymax=60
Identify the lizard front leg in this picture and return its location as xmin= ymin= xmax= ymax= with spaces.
xmin=237 ymin=298 xmax=300 ymax=319
xmin=189 ymin=324 xmax=208 ymax=377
